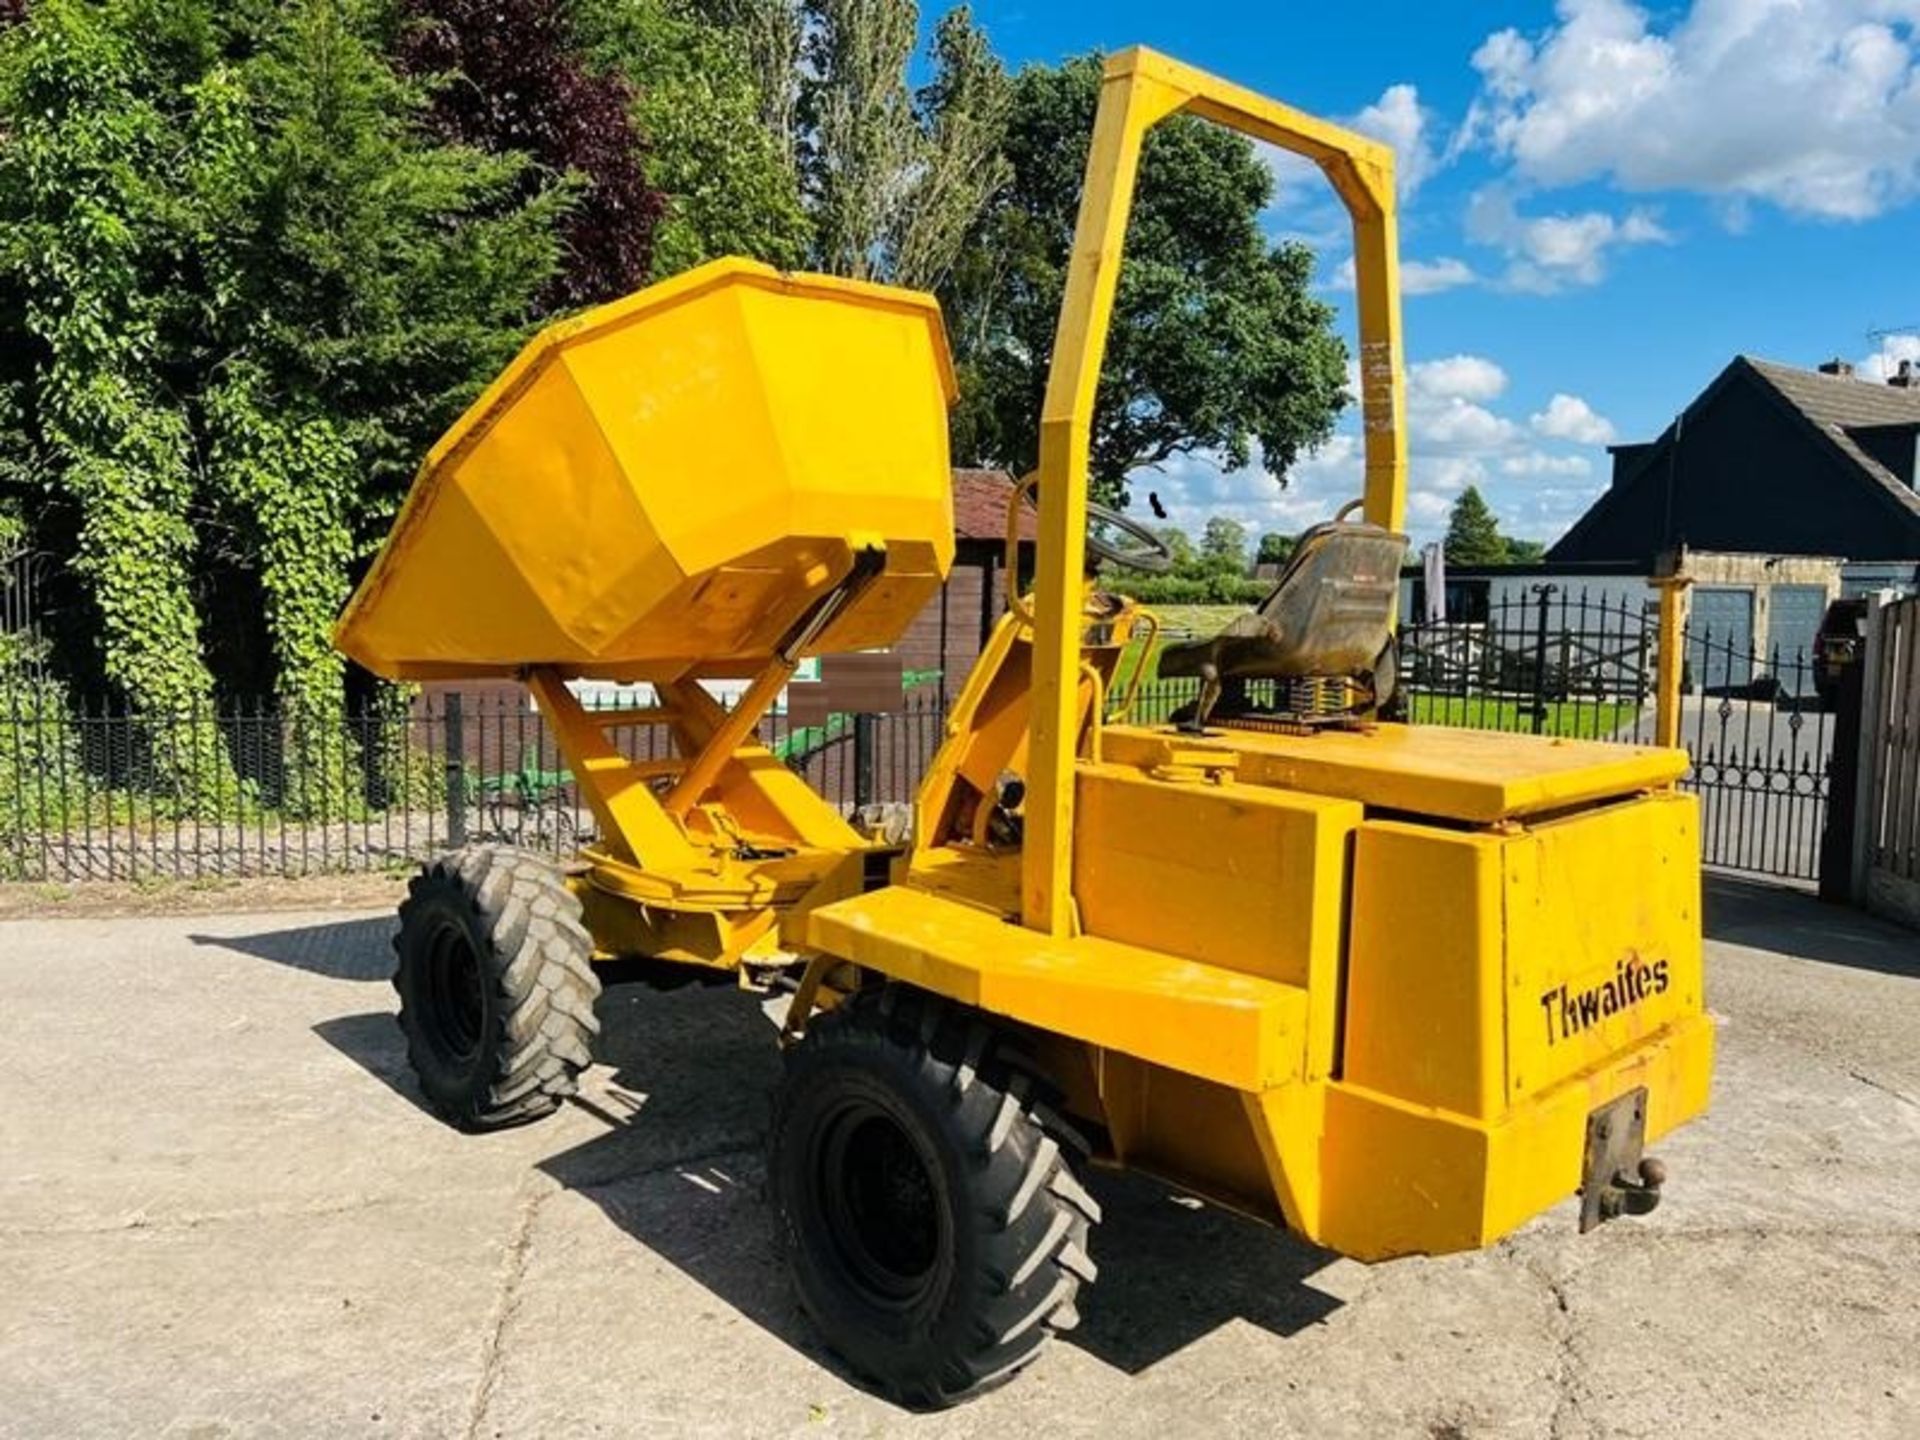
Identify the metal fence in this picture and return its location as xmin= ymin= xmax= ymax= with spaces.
xmin=0 ymin=589 xmax=1844 ymax=887
xmin=1676 ymin=623 xmax=1834 ymax=882
xmin=1395 ymin=585 xmax=1835 ymax=882
xmin=0 ymin=686 xmax=948 ymax=883
xmin=1398 ymin=587 xmax=1653 ymax=740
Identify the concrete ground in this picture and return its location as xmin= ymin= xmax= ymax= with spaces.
xmin=1 ymin=879 xmax=1915 ymax=1439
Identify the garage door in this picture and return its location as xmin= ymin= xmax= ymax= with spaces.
xmin=1688 ymin=587 xmax=1754 ymax=692
xmin=1766 ymin=585 xmax=1827 ymax=696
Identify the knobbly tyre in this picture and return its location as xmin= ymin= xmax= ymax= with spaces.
xmin=333 ymin=48 xmax=1712 ymax=1408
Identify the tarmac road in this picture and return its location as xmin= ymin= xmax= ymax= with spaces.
xmin=0 ymin=877 xmax=1915 ymax=1438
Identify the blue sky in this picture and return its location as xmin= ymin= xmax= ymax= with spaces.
xmin=954 ymin=0 xmax=1920 ymax=548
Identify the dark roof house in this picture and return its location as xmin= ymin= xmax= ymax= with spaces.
xmin=1549 ymin=356 xmax=1920 ymax=564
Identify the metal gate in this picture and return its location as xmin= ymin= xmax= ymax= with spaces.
xmin=1397 ymin=584 xmax=1835 ymax=885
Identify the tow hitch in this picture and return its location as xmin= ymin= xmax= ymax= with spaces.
xmin=1581 ymin=1087 xmax=1667 ymax=1232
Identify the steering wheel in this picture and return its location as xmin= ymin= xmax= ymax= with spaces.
xmin=1085 ymin=500 xmax=1175 ymax=574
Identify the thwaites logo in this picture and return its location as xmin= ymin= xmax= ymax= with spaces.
xmin=1539 ymin=956 xmax=1670 ymax=1045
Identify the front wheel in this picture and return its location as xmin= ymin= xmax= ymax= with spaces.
xmin=392 ymin=845 xmax=602 ymax=1130
xmin=768 ymin=987 xmax=1100 ymax=1407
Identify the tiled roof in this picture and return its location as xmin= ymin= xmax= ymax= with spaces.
xmin=1744 ymin=357 xmax=1920 ymax=520
xmin=952 ymin=467 xmax=1037 ymax=544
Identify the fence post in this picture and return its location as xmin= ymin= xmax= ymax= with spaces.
xmin=1849 ymin=592 xmax=1897 ymax=904
xmin=1650 ymin=574 xmax=1692 ymax=749
xmin=1820 ymin=628 xmax=1865 ymax=904
xmin=853 ymin=711 xmax=876 ymax=810
xmin=444 ymin=693 xmax=467 ymax=848
xmin=1529 ymin=585 xmax=1556 ymax=734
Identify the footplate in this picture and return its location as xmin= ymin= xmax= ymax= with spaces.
xmin=1579 ymin=1086 xmax=1667 ymax=1232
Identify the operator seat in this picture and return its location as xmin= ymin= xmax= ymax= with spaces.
xmin=1156 ymin=501 xmax=1408 ymax=731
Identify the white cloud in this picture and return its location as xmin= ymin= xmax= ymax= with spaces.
xmin=1254 ymin=141 xmax=1322 ymax=206
xmin=1859 ymin=332 xmax=1920 ymax=381
xmin=1403 ymin=257 xmax=1479 ymax=295
xmin=1466 ymin=185 xmax=1671 ymax=290
xmin=1125 ymin=352 xmax=1620 ymax=549
xmin=1531 ymin=393 xmax=1619 ymax=445
xmin=1408 ymin=355 xmax=1517 ymax=456
xmin=1350 ymin=83 xmax=1442 ymax=197
xmin=1501 ymin=451 xmax=1595 ymax=478
xmin=1411 ymin=355 xmax=1508 ymax=403
xmin=1466 ymin=0 xmax=1920 ymax=221
xmin=1329 ymin=254 xmax=1478 ymax=295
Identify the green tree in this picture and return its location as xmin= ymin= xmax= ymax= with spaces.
xmin=942 ymin=55 xmax=1349 ymax=507
xmin=1504 ymin=536 xmax=1546 ymax=564
xmin=797 ymin=0 xmax=1010 ymax=289
xmin=1256 ymin=531 xmax=1295 ymax=566
xmin=1200 ymin=516 xmax=1248 ymax=574
xmin=577 ymin=0 xmax=809 ymax=276
xmin=197 ymin=0 xmax=568 ymax=721
xmin=1151 ymin=523 xmax=1194 ymax=572
xmin=0 ymin=0 xmax=226 ymax=737
xmin=0 ymin=0 xmax=569 ymax=809
xmin=1443 ymin=486 xmax=1507 ymax=566
xmin=696 ymin=0 xmax=802 ymax=174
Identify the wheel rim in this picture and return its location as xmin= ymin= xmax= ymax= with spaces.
xmin=816 ymin=1100 xmax=945 ymax=1309
xmin=421 ymin=917 xmax=486 ymax=1066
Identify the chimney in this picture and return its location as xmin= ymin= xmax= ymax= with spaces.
xmin=1891 ymin=359 xmax=1917 ymax=390
xmin=1818 ymin=358 xmax=1854 ymax=377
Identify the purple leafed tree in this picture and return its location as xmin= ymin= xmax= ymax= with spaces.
xmin=397 ymin=0 xmax=664 ymax=307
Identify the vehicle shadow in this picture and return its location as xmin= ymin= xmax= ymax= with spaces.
xmin=530 ymin=983 xmax=1343 ymax=1386
xmin=313 ymin=1009 xmax=424 ymax=1108
xmin=188 ymin=915 xmax=394 ymax=981
xmin=313 ymin=978 xmax=1345 ymax=1390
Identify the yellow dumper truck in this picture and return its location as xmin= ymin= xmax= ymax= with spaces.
xmin=334 ymin=48 xmax=1712 ymax=1406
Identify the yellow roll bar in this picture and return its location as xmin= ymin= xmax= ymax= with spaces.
xmin=1022 ymin=48 xmax=1409 ymax=935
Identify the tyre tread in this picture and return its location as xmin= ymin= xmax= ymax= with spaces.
xmin=393 ymin=844 xmax=601 ymax=1131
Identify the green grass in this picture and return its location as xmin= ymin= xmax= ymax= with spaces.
xmin=1406 ymin=694 xmax=1641 ymax=740
xmin=1113 ymin=604 xmax=1247 ymax=690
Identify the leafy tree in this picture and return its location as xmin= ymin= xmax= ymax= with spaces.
xmin=576 ymin=0 xmax=809 ymax=275
xmin=0 ymin=0 xmax=569 ymax=810
xmin=0 ymin=0 xmax=226 ymax=735
xmin=1504 ymin=536 xmax=1546 ymax=564
xmin=797 ymin=0 xmax=1010 ymax=289
xmin=1150 ymin=523 xmax=1194 ymax=572
xmin=396 ymin=0 xmax=662 ymax=306
xmin=1256 ymin=531 xmax=1295 ymax=566
xmin=942 ymin=55 xmax=1348 ymax=507
xmin=697 ymin=0 xmax=802 ymax=175
xmin=1200 ymin=516 xmax=1247 ymax=573
xmin=1444 ymin=486 xmax=1507 ymax=566
xmin=199 ymin=0 xmax=569 ymax=722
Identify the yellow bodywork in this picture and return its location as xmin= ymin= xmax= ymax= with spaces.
xmin=334 ymin=258 xmax=956 ymax=683
xmin=808 ymin=609 xmax=1713 ymax=1256
xmin=334 ymin=48 xmax=1712 ymax=1261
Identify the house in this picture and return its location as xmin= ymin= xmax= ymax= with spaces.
xmin=1518 ymin=355 xmax=1920 ymax=669
xmin=1550 ymin=355 xmax=1920 ymax=571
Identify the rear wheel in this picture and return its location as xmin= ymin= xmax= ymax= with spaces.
xmin=393 ymin=845 xmax=601 ymax=1130
xmin=768 ymin=986 xmax=1100 ymax=1407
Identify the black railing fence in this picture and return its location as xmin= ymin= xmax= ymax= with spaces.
xmin=1675 ymin=626 xmax=1833 ymax=882
xmin=0 ymin=686 xmax=949 ymax=883
xmin=1397 ymin=586 xmax=1653 ymax=739
xmin=0 ymin=588 xmax=1844 ymax=886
